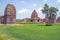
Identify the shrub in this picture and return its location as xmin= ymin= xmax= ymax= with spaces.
xmin=46 ymin=23 xmax=52 ymax=26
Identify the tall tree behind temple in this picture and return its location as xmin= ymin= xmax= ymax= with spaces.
xmin=49 ymin=7 xmax=58 ymax=23
xmin=41 ymin=4 xmax=58 ymax=26
xmin=41 ymin=4 xmax=50 ymax=25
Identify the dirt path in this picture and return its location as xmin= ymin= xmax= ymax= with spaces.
xmin=0 ymin=24 xmax=21 ymax=26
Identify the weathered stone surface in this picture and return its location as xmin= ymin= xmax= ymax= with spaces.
xmin=0 ymin=16 xmax=3 ymax=24
xmin=56 ymin=16 xmax=60 ymax=23
xmin=3 ymin=4 xmax=16 ymax=24
xmin=31 ymin=10 xmax=40 ymax=22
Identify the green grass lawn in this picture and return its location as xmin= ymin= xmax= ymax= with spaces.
xmin=0 ymin=24 xmax=60 ymax=40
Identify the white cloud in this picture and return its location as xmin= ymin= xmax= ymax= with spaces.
xmin=36 ymin=8 xmax=43 ymax=13
xmin=44 ymin=0 xmax=47 ymax=3
xmin=32 ymin=3 xmax=36 ymax=7
xmin=57 ymin=0 xmax=60 ymax=2
xmin=21 ymin=1 xmax=25 ymax=3
xmin=59 ymin=8 xmax=60 ymax=11
xmin=17 ymin=8 xmax=29 ymax=19
xmin=18 ymin=8 xmax=28 ymax=14
xmin=36 ymin=8 xmax=45 ymax=19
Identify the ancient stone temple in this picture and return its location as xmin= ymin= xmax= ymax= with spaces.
xmin=45 ymin=13 xmax=49 ymax=23
xmin=45 ymin=13 xmax=56 ymax=23
xmin=0 ymin=16 xmax=3 ymax=24
xmin=3 ymin=4 xmax=16 ymax=24
xmin=56 ymin=16 xmax=60 ymax=23
xmin=31 ymin=10 xmax=40 ymax=22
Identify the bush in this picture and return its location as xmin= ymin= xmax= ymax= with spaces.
xmin=46 ymin=23 xmax=52 ymax=26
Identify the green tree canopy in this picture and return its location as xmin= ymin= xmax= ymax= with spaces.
xmin=41 ymin=3 xmax=58 ymax=25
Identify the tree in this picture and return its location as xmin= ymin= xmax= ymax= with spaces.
xmin=41 ymin=4 xmax=50 ymax=26
xmin=41 ymin=4 xmax=49 ymax=14
xmin=41 ymin=4 xmax=58 ymax=26
xmin=49 ymin=7 xmax=58 ymax=23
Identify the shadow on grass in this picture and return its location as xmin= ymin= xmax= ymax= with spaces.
xmin=38 ymin=24 xmax=53 ymax=27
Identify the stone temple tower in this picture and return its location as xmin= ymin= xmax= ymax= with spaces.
xmin=31 ymin=10 xmax=40 ymax=22
xmin=3 ymin=4 xmax=16 ymax=24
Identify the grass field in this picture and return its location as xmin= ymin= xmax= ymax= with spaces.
xmin=0 ymin=24 xmax=60 ymax=40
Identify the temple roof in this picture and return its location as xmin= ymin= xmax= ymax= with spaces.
xmin=4 ymin=4 xmax=16 ymax=15
xmin=31 ymin=10 xmax=38 ymax=18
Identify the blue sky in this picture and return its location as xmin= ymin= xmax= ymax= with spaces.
xmin=0 ymin=0 xmax=60 ymax=19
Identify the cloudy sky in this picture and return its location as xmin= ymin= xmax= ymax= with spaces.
xmin=0 ymin=0 xmax=60 ymax=19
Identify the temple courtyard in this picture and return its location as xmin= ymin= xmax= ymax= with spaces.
xmin=0 ymin=23 xmax=60 ymax=40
